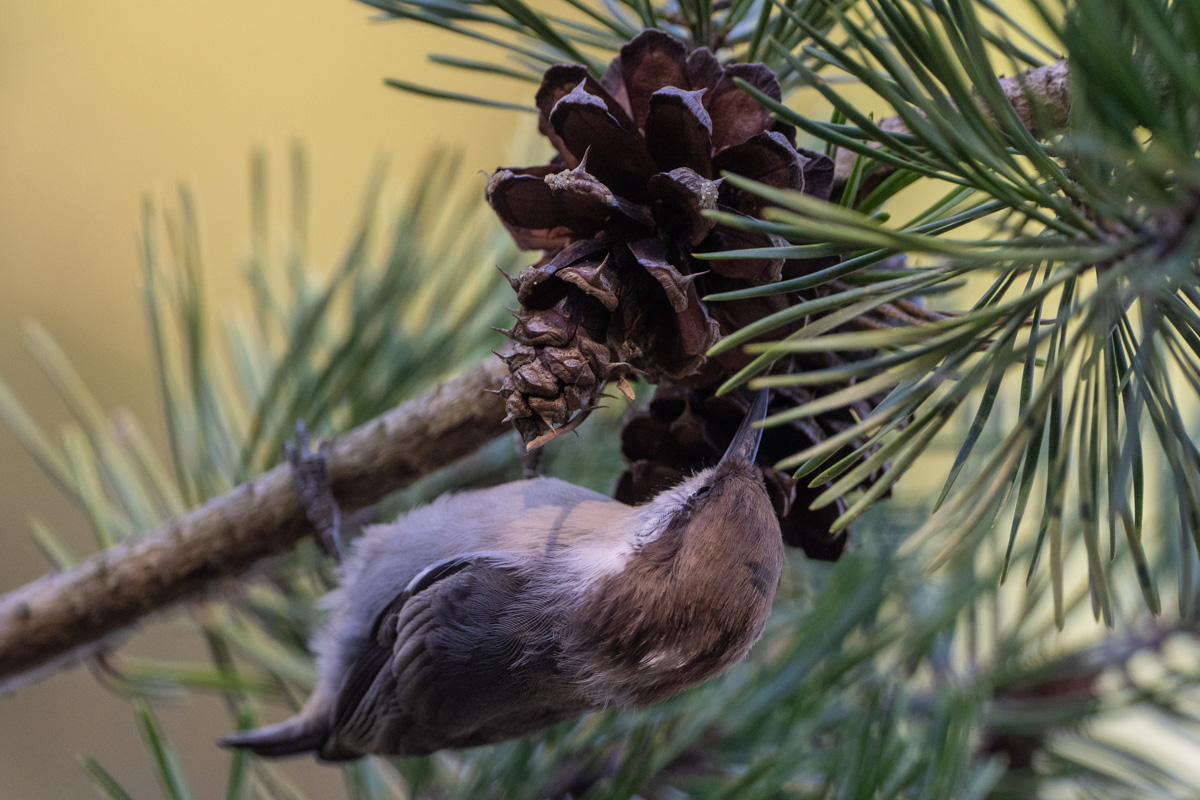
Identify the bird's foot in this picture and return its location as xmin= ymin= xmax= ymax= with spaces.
xmin=286 ymin=422 xmax=344 ymax=564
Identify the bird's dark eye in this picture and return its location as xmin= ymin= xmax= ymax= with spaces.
xmin=693 ymin=484 xmax=712 ymax=499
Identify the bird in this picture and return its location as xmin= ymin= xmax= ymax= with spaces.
xmin=221 ymin=389 xmax=783 ymax=760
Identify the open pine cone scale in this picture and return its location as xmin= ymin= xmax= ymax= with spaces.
xmin=488 ymin=29 xmax=835 ymax=441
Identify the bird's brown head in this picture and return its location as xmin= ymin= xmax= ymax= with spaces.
xmin=572 ymin=390 xmax=784 ymax=706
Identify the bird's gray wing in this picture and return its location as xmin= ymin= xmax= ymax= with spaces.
xmin=320 ymin=553 xmax=585 ymax=759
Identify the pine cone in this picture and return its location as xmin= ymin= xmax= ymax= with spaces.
xmin=488 ymin=29 xmax=836 ymax=442
xmin=487 ymin=29 xmax=895 ymax=555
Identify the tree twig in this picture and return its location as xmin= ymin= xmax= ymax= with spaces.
xmin=833 ymin=59 xmax=1071 ymax=181
xmin=0 ymin=356 xmax=509 ymax=693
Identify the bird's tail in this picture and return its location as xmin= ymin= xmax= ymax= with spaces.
xmin=219 ymin=713 xmax=330 ymax=759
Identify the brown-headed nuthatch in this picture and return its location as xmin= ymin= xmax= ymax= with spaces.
xmin=221 ymin=389 xmax=782 ymax=760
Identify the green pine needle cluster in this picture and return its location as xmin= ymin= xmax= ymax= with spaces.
xmin=700 ymin=0 xmax=1200 ymax=628
xmin=364 ymin=0 xmax=854 ymax=99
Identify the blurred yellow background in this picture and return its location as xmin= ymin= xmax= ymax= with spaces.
xmin=0 ymin=0 xmax=529 ymax=795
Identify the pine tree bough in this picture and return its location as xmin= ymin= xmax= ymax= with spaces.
xmin=0 ymin=357 xmax=510 ymax=692
xmin=0 ymin=57 xmax=1075 ymax=695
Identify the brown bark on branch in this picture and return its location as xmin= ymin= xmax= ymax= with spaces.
xmin=833 ymin=58 xmax=1071 ymax=181
xmin=0 ymin=356 xmax=509 ymax=692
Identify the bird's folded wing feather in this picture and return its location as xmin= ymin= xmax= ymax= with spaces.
xmin=321 ymin=553 xmax=570 ymax=757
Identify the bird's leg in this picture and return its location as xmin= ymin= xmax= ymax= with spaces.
xmin=286 ymin=422 xmax=344 ymax=564
xmin=515 ymin=430 xmax=544 ymax=479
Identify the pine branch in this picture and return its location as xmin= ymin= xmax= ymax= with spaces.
xmin=833 ymin=58 xmax=1071 ymax=181
xmin=0 ymin=356 xmax=508 ymax=692
xmin=713 ymin=0 xmax=1200 ymax=609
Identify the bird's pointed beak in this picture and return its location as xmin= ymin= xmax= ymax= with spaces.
xmin=719 ymin=388 xmax=769 ymax=466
